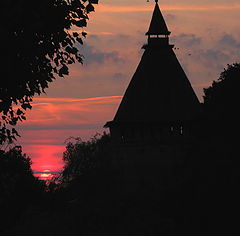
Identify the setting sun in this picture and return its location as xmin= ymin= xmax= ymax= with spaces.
xmin=36 ymin=170 xmax=55 ymax=181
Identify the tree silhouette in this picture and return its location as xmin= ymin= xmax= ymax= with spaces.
xmin=204 ymin=63 xmax=240 ymax=111
xmin=61 ymin=133 xmax=111 ymax=183
xmin=182 ymin=63 xmax=240 ymax=235
xmin=0 ymin=0 xmax=98 ymax=145
xmin=0 ymin=146 xmax=45 ymax=233
xmin=203 ymin=63 xmax=240 ymax=140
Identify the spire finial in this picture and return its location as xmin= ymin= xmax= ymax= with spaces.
xmin=147 ymin=0 xmax=158 ymax=3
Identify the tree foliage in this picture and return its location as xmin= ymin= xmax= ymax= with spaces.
xmin=61 ymin=132 xmax=111 ymax=183
xmin=203 ymin=63 xmax=240 ymax=114
xmin=0 ymin=146 xmax=44 ymax=232
xmin=0 ymin=0 xmax=98 ymax=145
xmin=203 ymin=63 xmax=240 ymax=140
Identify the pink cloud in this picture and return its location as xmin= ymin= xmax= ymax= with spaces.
xmin=20 ymin=96 xmax=122 ymax=127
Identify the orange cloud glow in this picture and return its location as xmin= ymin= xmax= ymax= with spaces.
xmin=18 ymin=96 xmax=122 ymax=175
xmin=21 ymin=96 xmax=122 ymax=127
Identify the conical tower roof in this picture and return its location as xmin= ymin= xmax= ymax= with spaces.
xmin=105 ymin=1 xmax=199 ymax=127
xmin=146 ymin=1 xmax=170 ymax=36
xmin=113 ymin=47 xmax=199 ymax=123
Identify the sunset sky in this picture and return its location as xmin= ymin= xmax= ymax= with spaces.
xmin=16 ymin=0 xmax=240 ymax=176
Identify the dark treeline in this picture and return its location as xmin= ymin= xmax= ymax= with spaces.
xmin=0 ymin=147 xmax=46 ymax=233
xmin=1 ymin=63 xmax=240 ymax=235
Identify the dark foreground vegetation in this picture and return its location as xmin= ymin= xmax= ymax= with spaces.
xmin=1 ymin=134 xmax=239 ymax=236
xmin=1 ymin=64 xmax=240 ymax=235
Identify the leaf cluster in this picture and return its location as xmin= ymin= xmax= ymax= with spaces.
xmin=0 ymin=0 xmax=98 ymax=145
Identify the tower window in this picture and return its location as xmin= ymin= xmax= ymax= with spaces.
xmin=180 ymin=126 xmax=183 ymax=135
xmin=120 ymin=129 xmax=125 ymax=143
xmin=170 ymin=126 xmax=174 ymax=135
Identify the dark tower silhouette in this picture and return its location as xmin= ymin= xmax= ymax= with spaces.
xmin=105 ymin=1 xmax=200 ymax=191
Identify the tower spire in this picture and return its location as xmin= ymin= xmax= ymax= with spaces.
xmin=146 ymin=0 xmax=170 ymax=36
xmin=105 ymin=0 xmax=200 ymax=145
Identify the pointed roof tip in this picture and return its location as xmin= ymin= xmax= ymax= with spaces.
xmin=146 ymin=1 xmax=171 ymax=36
